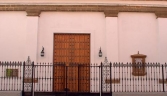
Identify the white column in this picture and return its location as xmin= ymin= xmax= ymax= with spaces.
xmin=106 ymin=17 xmax=118 ymax=62
xmin=25 ymin=17 xmax=39 ymax=62
xmin=157 ymin=18 xmax=167 ymax=63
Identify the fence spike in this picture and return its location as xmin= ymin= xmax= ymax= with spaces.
xmin=9 ymin=61 xmax=12 ymax=65
xmin=109 ymin=62 xmax=112 ymax=66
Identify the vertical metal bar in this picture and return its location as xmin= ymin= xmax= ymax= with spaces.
xmin=50 ymin=63 xmax=52 ymax=92
xmin=146 ymin=63 xmax=148 ymax=92
xmin=141 ymin=63 xmax=143 ymax=92
xmin=127 ymin=63 xmax=129 ymax=92
xmin=4 ymin=62 xmax=6 ymax=91
xmin=0 ymin=61 xmax=1 ymax=91
xmin=119 ymin=63 xmax=120 ymax=92
xmin=152 ymin=63 xmax=156 ymax=92
xmin=114 ymin=63 xmax=116 ymax=92
xmin=131 ymin=63 xmax=133 ymax=92
xmin=78 ymin=64 xmax=80 ymax=92
xmin=110 ymin=62 xmax=112 ymax=96
xmin=40 ymin=63 xmax=42 ymax=91
xmin=165 ymin=63 xmax=167 ymax=92
xmin=105 ymin=63 xmax=107 ymax=92
xmin=99 ymin=65 xmax=100 ymax=95
xmin=129 ymin=63 xmax=131 ymax=92
xmin=37 ymin=63 xmax=39 ymax=92
xmin=156 ymin=63 xmax=158 ymax=92
xmin=9 ymin=62 xmax=11 ymax=91
xmin=33 ymin=65 xmax=36 ymax=92
xmin=138 ymin=63 xmax=139 ymax=92
xmin=45 ymin=63 xmax=47 ymax=91
xmin=132 ymin=63 xmax=134 ymax=92
xmin=152 ymin=63 xmax=154 ymax=92
xmin=94 ymin=63 xmax=95 ymax=92
xmin=122 ymin=63 xmax=123 ymax=92
xmin=66 ymin=65 xmax=68 ymax=96
xmin=31 ymin=62 xmax=34 ymax=96
xmin=124 ymin=63 xmax=126 ymax=92
xmin=22 ymin=62 xmax=25 ymax=96
xmin=149 ymin=63 xmax=151 ymax=92
xmin=151 ymin=63 xmax=153 ymax=92
xmin=101 ymin=62 xmax=103 ymax=96
xmin=96 ymin=64 xmax=98 ymax=92
xmin=155 ymin=63 xmax=157 ymax=92
xmin=159 ymin=63 xmax=161 ymax=92
xmin=15 ymin=62 xmax=17 ymax=91
xmin=12 ymin=62 xmax=14 ymax=90
xmin=162 ymin=64 xmax=165 ymax=92
xmin=57 ymin=62 xmax=59 ymax=91
xmin=53 ymin=63 xmax=56 ymax=95
xmin=19 ymin=62 xmax=22 ymax=91
xmin=143 ymin=63 xmax=146 ymax=92
xmin=1 ymin=62 xmax=3 ymax=91
xmin=125 ymin=63 xmax=127 ymax=92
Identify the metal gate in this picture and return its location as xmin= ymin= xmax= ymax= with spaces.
xmin=22 ymin=57 xmax=34 ymax=96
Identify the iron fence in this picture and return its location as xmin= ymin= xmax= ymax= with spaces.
xmin=0 ymin=61 xmax=23 ymax=91
xmin=0 ymin=61 xmax=167 ymax=95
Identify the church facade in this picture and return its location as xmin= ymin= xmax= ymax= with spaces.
xmin=0 ymin=0 xmax=167 ymax=95
xmin=0 ymin=0 xmax=167 ymax=64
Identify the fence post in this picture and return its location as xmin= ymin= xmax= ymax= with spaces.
xmin=110 ymin=62 xmax=112 ymax=96
xmin=101 ymin=62 xmax=103 ymax=96
xmin=99 ymin=65 xmax=101 ymax=96
xmin=31 ymin=62 xmax=34 ymax=96
xmin=162 ymin=64 xmax=165 ymax=92
xmin=22 ymin=62 xmax=25 ymax=96
xmin=78 ymin=64 xmax=80 ymax=92
xmin=66 ymin=65 xmax=68 ymax=96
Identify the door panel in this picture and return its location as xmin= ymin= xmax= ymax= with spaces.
xmin=53 ymin=34 xmax=90 ymax=92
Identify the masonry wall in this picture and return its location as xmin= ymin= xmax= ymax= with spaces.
xmin=118 ymin=12 xmax=158 ymax=63
xmin=0 ymin=11 xmax=167 ymax=63
xmin=37 ymin=12 xmax=105 ymax=63
xmin=0 ymin=12 xmax=27 ymax=61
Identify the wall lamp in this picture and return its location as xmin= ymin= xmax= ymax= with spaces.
xmin=99 ymin=47 xmax=102 ymax=57
xmin=41 ymin=46 xmax=44 ymax=57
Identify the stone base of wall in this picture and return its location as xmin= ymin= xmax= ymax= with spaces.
xmin=3 ymin=91 xmax=165 ymax=96
xmin=0 ymin=91 xmax=21 ymax=96
xmin=113 ymin=92 xmax=167 ymax=96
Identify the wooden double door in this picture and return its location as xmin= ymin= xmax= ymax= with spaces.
xmin=53 ymin=34 xmax=90 ymax=92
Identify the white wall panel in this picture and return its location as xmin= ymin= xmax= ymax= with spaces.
xmin=0 ymin=12 xmax=27 ymax=61
xmin=157 ymin=18 xmax=167 ymax=63
xmin=118 ymin=12 xmax=158 ymax=63
xmin=37 ymin=12 xmax=106 ymax=63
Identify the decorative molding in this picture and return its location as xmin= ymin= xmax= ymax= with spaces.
xmin=104 ymin=11 xmax=118 ymax=17
xmin=26 ymin=9 xmax=41 ymax=16
xmin=105 ymin=78 xmax=120 ymax=84
xmin=159 ymin=79 xmax=167 ymax=84
xmin=131 ymin=51 xmax=147 ymax=58
xmin=0 ymin=5 xmax=167 ymax=17
xmin=24 ymin=78 xmax=38 ymax=83
xmin=155 ymin=11 xmax=167 ymax=18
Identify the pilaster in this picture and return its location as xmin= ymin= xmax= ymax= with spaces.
xmin=25 ymin=15 xmax=39 ymax=62
xmin=105 ymin=12 xmax=119 ymax=62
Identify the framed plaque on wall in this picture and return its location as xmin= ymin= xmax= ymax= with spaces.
xmin=131 ymin=51 xmax=147 ymax=76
